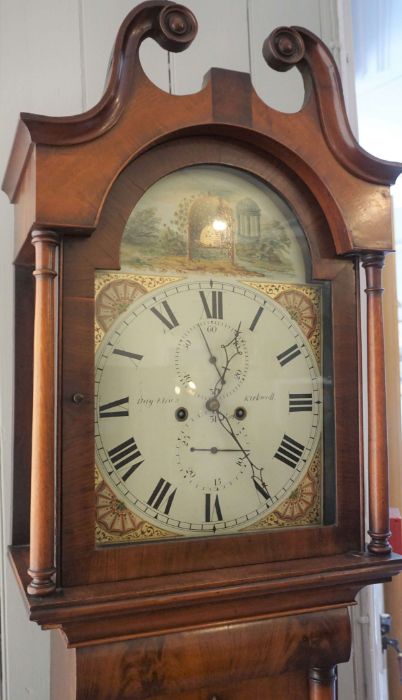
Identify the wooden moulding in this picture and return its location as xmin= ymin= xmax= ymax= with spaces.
xmin=27 ymin=230 xmax=59 ymax=595
xmin=9 ymin=546 xmax=402 ymax=646
xmin=363 ymin=252 xmax=392 ymax=554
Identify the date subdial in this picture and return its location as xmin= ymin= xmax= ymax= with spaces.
xmin=176 ymin=413 xmax=250 ymax=492
xmin=175 ymin=319 xmax=249 ymax=400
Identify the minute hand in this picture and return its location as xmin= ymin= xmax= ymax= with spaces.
xmin=216 ymin=409 xmax=271 ymax=500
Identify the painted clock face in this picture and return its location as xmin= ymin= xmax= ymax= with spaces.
xmin=95 ymin=278 xmax=322 ymax=536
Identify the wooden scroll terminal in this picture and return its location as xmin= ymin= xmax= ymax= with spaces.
xmin=363 ymin=252 xmax=392 ymax=554
xmin=27 ymin=230 xmax=58 ymax=595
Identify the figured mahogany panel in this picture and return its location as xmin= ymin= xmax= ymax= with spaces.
xmin=72 ymin=609 xmax=350 ymax=700
xmin=149 ymin=675 xmax=309 ymax=700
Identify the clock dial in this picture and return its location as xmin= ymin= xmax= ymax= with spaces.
xmin=95 ymin=278 xmax=322 ymax=537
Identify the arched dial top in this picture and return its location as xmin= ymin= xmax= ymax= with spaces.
xmin=95 ymin=278 xmax=322 ymax=538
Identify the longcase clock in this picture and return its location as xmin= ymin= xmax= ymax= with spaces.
xmin=4 ymin=3 xmax=402 ymax=698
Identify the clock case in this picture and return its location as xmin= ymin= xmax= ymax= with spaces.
xmin=4 ymin=2 xmax=402 ymax=698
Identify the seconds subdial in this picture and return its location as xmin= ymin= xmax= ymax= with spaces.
xmin=175 ymin=319 xmax=249 ymax=399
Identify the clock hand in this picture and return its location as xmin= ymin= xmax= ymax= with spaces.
xmin=215 ymin=407 xmax=271 ymax=499
xmin=190 ymin=446 xmax=250 ymax=454
xmin=197 ymin=324 xmax=225 ymax=382
xmin=213 ymin=322 xmax=243 ymax=399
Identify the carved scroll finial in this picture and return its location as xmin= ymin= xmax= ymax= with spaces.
xmin=263 ymin=25 xmax=402 ymax=186
xmin=158 ymin=5 xmax=197 ymax=51
xmin=10 ymin=2 xmax=198 ymax=149
xmin=263 ymin=27 xmax=305 ymax=72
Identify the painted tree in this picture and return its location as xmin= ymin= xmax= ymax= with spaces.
xmin=124 ymin=207 xmax=161 ymax=245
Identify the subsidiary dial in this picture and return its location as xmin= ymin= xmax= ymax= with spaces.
xmin=176 ymin=412 xmax=250 ymax=492
xmin=175 ymin=319 xmax=249 ymax=399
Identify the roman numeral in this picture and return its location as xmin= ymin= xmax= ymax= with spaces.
xmin=205 ymin=493 xmax=223 ymax=522
xmin=108 ymin=437 xmax=144 ymax=481
xmin=99 ymin=396 xmax=129 ymax=418
xmin=249 ymin=306 xmax=264 ymax=331
xmin=289 ymin=393 xmax=313 ymax=412
xmin=274 ymin=434 xmax=305 ymax=469
xmin=147 ymin=478 xmax=177 ymax=514
xmin=199 ymin=290 xmax=223 ymax=319
xmin=150 ymin=301 xmax=179 ymax=330
xmin=113 ymin=348 xmax=143 ymax=361
xmin=253 ymin=477 xmax=270 ymax=500
xmin=277 ymin=344 xmax=301 ymax=367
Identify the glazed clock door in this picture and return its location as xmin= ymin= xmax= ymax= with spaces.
xmin=59 ymin=135 xmax=360 ymax=586
xmin=93 ymin=162 xmax=331 ymax=547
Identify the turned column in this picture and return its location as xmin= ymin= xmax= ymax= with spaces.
xmin=363 ymin=253 xmax=391 ymax=554
xmin=27 ymin=230 xmax=59 ymax=595
xmin=309 ymin=667 xmax=337 ymax=700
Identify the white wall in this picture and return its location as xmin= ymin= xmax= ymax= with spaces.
xmin=0 ymin=2 xmax=350 ymax=698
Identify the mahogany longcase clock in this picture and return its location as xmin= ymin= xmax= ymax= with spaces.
xmin=4 ymin=3 xmax=402 ymax=699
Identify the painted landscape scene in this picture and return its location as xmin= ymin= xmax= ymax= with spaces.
xmin=120 ymin=165 xmax=307 ymax=281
